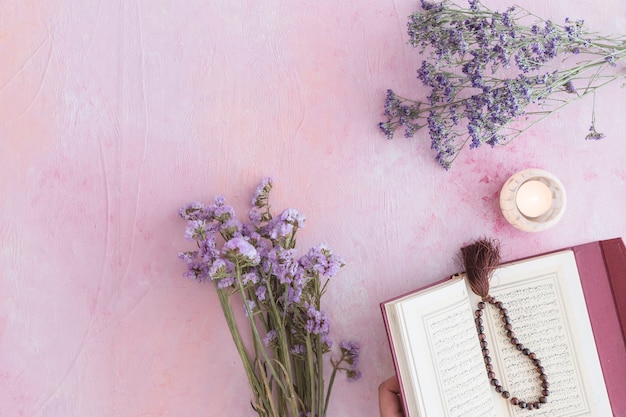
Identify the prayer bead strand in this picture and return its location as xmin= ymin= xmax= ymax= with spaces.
xmin=475 ymin=297 xmax=549 ymax=410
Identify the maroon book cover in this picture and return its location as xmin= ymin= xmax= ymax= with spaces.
xmin=573 ymin=238 xmax=626 ymax=417
xmin=381 ymin=238 xmax=626 ymax=417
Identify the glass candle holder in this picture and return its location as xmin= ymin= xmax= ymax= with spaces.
xmin=499 ymin=168 xmax=566 ymax=232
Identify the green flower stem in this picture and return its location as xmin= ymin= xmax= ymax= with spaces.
xmin=290 ymin=333 xmax=306 ymax=408
xmin=324 ymin=353 xmax=346 ymax=415
xmin=216 ymin=287 xmax=270 ymax=414
xmin=305 ymin=336 xmax=317 ymax=416
xmin=263 ymin=281 xmax=301 ymax=416
xmin=316 ymin=336 xmax=324 ymax=416
xmin=255 ymin=359 xmax=278 ymax=417
xmin=314 ymin=279 xmax=325 ymax=417
xmin=271 ymin=359 xmax=301 ymax=415
xmin=247 ymin=291 xmax=276 ymax=416
xmin=234 ymin=265 xmax=299 ymax=417
xmin=505 ymin=73 xmax=626 ymax=139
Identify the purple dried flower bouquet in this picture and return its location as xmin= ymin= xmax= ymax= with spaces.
xmin=380 ymin=0 xmax=626 ymax=169
xmin=178 ymin=178 xmax=360 ymax=417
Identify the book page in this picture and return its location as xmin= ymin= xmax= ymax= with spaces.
xmin=468 ymin=250 xmax=612 ymax=416
xmin=384 ymin=278 xmax=497 ymax=417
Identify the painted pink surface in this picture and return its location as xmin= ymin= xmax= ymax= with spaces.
xmin=1 ymin=0 xmax=625 ymax=416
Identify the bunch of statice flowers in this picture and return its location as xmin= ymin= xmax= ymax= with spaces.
xmin=177 ymin=178 xmax=360 ymax=417
xmin=379 ymin=0 xmax=626 ymax=169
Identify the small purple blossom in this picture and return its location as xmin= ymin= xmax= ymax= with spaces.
xmin=184 ymin=219 xmax=208 ymax=241
xmin=255 ymin=285 xmax=267 ymax=301
xmin=564 ymin=81 xmax=577 ymax=94
xmin=178 ymin=251 xmax=198 ymax=262
xmin=242 ymin=271 xmax=260 ymax=285
xmin=280 ymin=208 xmax=306 ymax=228
xmin=264 ymin=209 xmax=306 ymax=242
xmin=420 ymin=0 xmax=442 ymax=11
xmin=267 ymin=218 xmax=294 ymax=240
xmin=217 ymin=275 xmax=235 ymax=289
xmin=213 ymin=204 xmax=234 ymax=222
xmin=291 ymin=344 xmax=306 ymax=355
xmin=266 ymin=247 xmax=301 ymax=284
xmin=248 ymin=208 xmax=262 ymax=225
xmin=220 ymin=219 xmax=243 ymax=239
xmin=338 ymin=341 xmax=362 ymax=382
xmin=178 ymin=201 xmax=205 ymax=221
xmin=208 ymin=258 xmax=230 ymax=279
xmin=288 ymin=285 xmax=303 ymax=304
xmin=199 ymin=236 xmax=219 ymax=262
xmin=605 ymin=51 xmax=617 ymax=67
xmin=346 ymin=370 xmax=362 ymax=382
xmin=251 ymin=177 xmax=273 ymax=207
xmin=244 ymin=300 xmax=257 ymax=317
xmin=300 ymin=244 xmax=345 ymax=278
xmin=263 ymin=329 xmax=277 ymax=346
xmin=304 ymin=303 xmax=329 ymax=335
xmin=182 ymin=260 xmax=209 ymax=282
xmin=322 ymin=333 xmax=333 ymax=349
xmin=340 ymin=341 xmax=360 ymax=367
xmin=223 ymin=237 xmax=260 ymax=265
xmin=214 ymin=195 xmax=225 ymax=206
xmin=586 ymin=124 xmax=605 ymax=140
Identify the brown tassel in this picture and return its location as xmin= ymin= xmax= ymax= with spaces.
xmin=461 ymin=238 xmax=501 ymax=299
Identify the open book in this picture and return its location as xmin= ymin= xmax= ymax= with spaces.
xmin=381 ymin=238 xmax=626 ymax=417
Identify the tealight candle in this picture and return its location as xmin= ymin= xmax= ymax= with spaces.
xmin=515 ymin=180 xmax=553 ymax=218
xmin=500 ymin=168 xmax=566 ymax=232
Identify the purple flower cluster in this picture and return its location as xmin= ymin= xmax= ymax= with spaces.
xmin=178 ymin=182 xmax=315 ymax=293
xmin=303 ymin=302 xmax=329 ymax=334
xmin=300 ymin=244 xmax=345 ymax=278
xmin=586 ymin=123 xmax=605 ymax=141
xmin=224 ymin=237 xmax=260 ymax=265
xmin=177 ymin=178 xmax=360 ymax=406
xmin=380 ymin=0 xmax=625 ymax=169
xmin=263 ymin=329 xmax=277 ymax=346
xmin=339 ymin=341 xmax=362 ymax=382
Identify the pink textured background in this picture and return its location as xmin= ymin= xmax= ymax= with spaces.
xmin=1 ymin=0 xmax=625 ymax=416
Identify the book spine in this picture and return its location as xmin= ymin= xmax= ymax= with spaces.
xmin=600 ymin=238 xmax=626 ymax=344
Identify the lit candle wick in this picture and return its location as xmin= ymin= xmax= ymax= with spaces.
xmin=515 ymin=180 xmax=553 ymax=218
